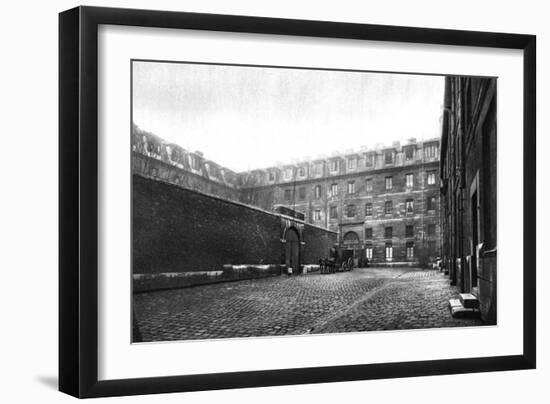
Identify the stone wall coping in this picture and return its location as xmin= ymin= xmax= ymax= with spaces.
xmin=134 ymin=173 xmax=337 ymax=234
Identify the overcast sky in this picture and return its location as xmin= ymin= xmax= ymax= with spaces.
xmin=132 ymin=61 xmax=445 ymax=172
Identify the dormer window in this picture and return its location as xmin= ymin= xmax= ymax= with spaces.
xmin=314 ymin=162 xmax=323 ymax=176
xmin=405 ymin=147 xmax=414 ymax=160
xmin=284 ymin=167 xmax=293 ymax=180
xmin=189 ymin=155 xmax=200 ymax=171
xmin=365 ymin=153 xmax=374 ymax=167
xmin=347 ymin=158 xmax=357 ymax=170
xmin=385 ymin=151 xmax=393 ymax=164
xmin=424 ymin=143 xmax=438 ymax=159
xmin=298 ymin=166 xmax=306 ymax=177
xmin=330 ymin=160 xmax=339 ymax=172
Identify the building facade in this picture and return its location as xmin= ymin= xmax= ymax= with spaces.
xmin=440 ymin=76 xmax=497 ymax=324
xmin=132 ymin=124 xmax=441 ymax=267
xmin=239 ymin=139 xmax=441 ymax=266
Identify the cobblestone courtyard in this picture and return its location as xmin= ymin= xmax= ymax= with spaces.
xmin=133 ymin=267 xmax=486 ymax=342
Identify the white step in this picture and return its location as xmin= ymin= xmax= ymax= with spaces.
xmin=449 ymin=298 xmax=480 ymax=318
xmin=459 ymin=293 xmax=480 ymax=309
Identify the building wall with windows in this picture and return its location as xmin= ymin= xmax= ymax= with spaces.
xmin=440 ymin=76 xmax=497 ymax=324
xmin=239 ymin=138 xmax=441 ymax=266
xmin=132 ymin=125 xmax=441 ymax=267
xmin=132 ymin=124 xmax=242 ymax=201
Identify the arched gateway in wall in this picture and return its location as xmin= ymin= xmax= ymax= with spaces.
xmin=343 ymin=231 xmax=360 ymax=244
xmin=284 ymin=227 xmax=300 ymax=274
xmin=342 ymin=231 xmax=362 ymax=265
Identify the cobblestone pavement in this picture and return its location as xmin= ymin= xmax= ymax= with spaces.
xmin=133 ymin=267 xmax=485 ymax=342
xmin=311 ymin=269 xmax=484 ymax=334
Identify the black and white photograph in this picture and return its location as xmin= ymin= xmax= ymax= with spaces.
xmin=1 ymin=0 xmax=545 ymax=401
xmin=131 ymin=60 xmax=497 ymax=343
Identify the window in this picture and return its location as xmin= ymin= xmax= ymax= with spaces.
xmin=314 ymin=163 xmax=322 ymax=176
xmin=346 ymin=204 xmax=356 ymax=218
xmin=405 ymin=147 xmax=414 ymax=160
xmin=347 ymin=181 xmax=356 ymax=194
xmin=385 ymin=242 xmax=393 ymax=260
xmin=284 ymin=167 xmax=293 ymax=179
xmin=284 ymin=189 xmax=292 ymax=201
xmin=330 ymin=160 xmax=339 ymax=172
xmin=268 ymin=171 xmax=275 ymax=181
xmin=314 ymin=185 xmax=322 ymax=199
xmin=330 ymin=183 xmax=338 ymax=197
xmin=385 ymin=176 xmax=393 ymax=190
xmin=406 ymin=225 xmax=414 ymax=238
xmin=427 ymin=196 xmax=436 ymax=211
xmin=424 ymin=143 xmax=438 ymax=159
xmin=427 ymin=223 xmax=436 ymax=236
xmin=385 ymin=200 xmax=393 ymax=214
xmin=406 ymin=199 xmax=414 ymax=213
xmin=298 ymin=187 xmax=306 ymax=200
xmin=385 ymin=151 xmax=393 ymax=164
xmin=365 ymin=203 xmax=373 ymax=217
xmin=365 ymin=244 xmax=373 ymax=260
xmin=406 ymin=173 xmax=414 ymax=188
xmin=385 ymin=227 xmax=393 ymax=238
xmin=365 ymin=228 xmax=373 ymax=239
xmin=406 ymin=241 xmax=414 ymax=258
xmin=365 ymin=178 xmax=373 ymax=192
xmin=348 ymin=158 xmax=357 ymax=170
xmin=427 ymin=171 xmax=436 ymax=185
xmin=314 ymin=209 xmax=321 ymax=221
xmin=365 ymin=153 xmax=374 ymax=167
xmin=190 ymin=155 xmax=200 ymax=171
xmin=329 ymin=206 xmax=338 ymax=219
xmin=298 ymin=166 xmax=306 ymax=177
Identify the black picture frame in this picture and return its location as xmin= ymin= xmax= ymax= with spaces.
xmin=59 ymin=6 xmax=536 ymax=398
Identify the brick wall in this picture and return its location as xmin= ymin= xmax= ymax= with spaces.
xmin=133 ymin=174 xmax=337 ymax=284
xmin=302 ymin=224 xmax=337 ymax=264
xmin=440 ymin=76 xmax=497 ymax=324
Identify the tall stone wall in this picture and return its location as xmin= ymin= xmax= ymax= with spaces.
xmin=133 ymin=175 xmax=337 ymax=290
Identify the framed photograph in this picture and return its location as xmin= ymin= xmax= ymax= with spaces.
xmin=59 ymin=6 xmax=536 ymax=398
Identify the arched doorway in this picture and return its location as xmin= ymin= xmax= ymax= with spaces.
xmin=284 ymin=227 xmax=300 ymax=274
xmin=342 ymin=231 xmax=361 ymax=265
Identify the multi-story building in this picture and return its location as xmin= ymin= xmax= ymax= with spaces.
xmin=132 ymin=124 xmax=441 ymax=267
xmin=239 ymin=139 xmax=441 ymax=266
xmin=440 ymin=76 xmax=497 ymax=324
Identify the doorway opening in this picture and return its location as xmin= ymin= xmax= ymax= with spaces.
xmin=471 ymin=190 xmax=479 ymax=288
xmin=284 ymin=227 xmax=300 ymax=274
